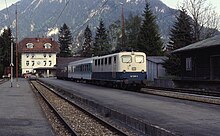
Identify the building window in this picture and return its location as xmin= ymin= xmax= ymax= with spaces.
xmin=186 ymin=57 xmax=192 ymax=71
xmin=44 ymin=43 xmax=52 ymax=49
xmin=49 ymin=61 xmax=52 ymax=66
xmin=32 ymin=61 xmax=35 ymax=66
xmin=44 ymin=61 xmax=46 ymax=66
xmin=26 ymin=61 xmax=29 ymax=66
xmin=49 ymin=54 xmax=52 ymax=57
xmin=32 ymin=54 xmax=35 ymax=58
xmin=26 ymin=54 xmax=29 ymax=58
xmin=26 ymin=43 xmax=34 ymax=48
xmin=43 ymin=54 xmax=47 ymax=58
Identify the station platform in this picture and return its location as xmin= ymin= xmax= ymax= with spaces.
xmin=40 ymin=78 xmax=220 ymax=136
xmin=0 ymin=78 xmax=54 ymax=136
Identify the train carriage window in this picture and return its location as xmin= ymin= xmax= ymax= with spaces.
xmin=72 ymin=66 xmax=74 ymax=72
xmin=135 ymin=55 xmax=144 ymax=63
xmin=114 ymin=56 xmax=117 ymax=63
xmin=101 ymin=59 xmax=104 ymax=65
xmin=105 ymin=58 xmax=108 ymax=65
xmin=108 ymin=57 xmax=112 ymax=65
xmin=86 ymin=64 xmax=88 ymax=71
xmin=122 ymin=55 xmax=132 ymax=63
xmin=89 ymin=64 xmax=92 ymax=71
xmin=95 ymin=60 xmax=97 ymax=66
xmin=98 ymin=59 xmax=100 ymax=66
xmin=83 ymin=65 xmax=85 ymax=71
xmin=81 ymin=65 xmax=83 ymax=72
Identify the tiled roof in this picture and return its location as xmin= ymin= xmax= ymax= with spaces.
xmin=19 ymin=37 xmax=60 ymax=53
xmin=173 ymin=35 xmax=220 ymax=53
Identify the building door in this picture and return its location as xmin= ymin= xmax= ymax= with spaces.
xmin=210 ymin=56 xmax=220 ymax=80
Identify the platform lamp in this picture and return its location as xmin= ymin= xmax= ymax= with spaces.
xmin=10 ymin=41 xmax=14 ymax=87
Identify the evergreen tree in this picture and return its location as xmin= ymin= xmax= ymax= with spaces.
xmin=0 ymin=28 xmax=13 ymax=77
xmin=125 ymin=14 xmax=142 ymax=51
xmin=108 ymin=20 xmax=121 ymax=53
xmin=58 ymin=23 xmax=72 ymax=57
xmin=163 ymin=8 xmax=194 ymax=76
xmin=81 ymin=25 xmax=93 ymax=57
xmin=137 ymin=1 xmax=163 ymax=56
xmin=93 ymin=19 xmax=110 ymax=56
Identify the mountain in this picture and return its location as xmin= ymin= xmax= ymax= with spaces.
xmin=0 ymin=0 xmax=177 ymax=42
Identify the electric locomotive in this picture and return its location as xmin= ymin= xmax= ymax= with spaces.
xmin=67 ymin=51 xmax=147 ymax=89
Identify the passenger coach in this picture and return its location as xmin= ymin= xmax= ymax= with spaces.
xmin=67 ymin=51 xmax=147 ymax=89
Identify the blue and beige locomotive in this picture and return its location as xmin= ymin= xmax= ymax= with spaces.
xmin=64 ymin=51 xmax=147 ymax=89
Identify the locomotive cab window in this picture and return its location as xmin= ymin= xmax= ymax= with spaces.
xmin=135 ymin=55 xmax=144 ymax=63
xmin=121 ymin=55 xmax=132 ymax=63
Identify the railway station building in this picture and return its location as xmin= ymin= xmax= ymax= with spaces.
xmin=19 ymin=37 xmax=60 ymax=77
xmin=173 ymin=35 xmax=220 ymax=89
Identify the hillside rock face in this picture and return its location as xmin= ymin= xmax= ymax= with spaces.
xmin=0 ymin=0 xmax=177 ymax=41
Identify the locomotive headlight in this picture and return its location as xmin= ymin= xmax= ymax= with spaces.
xmin=123 ymin=70 xmax=126 ymax=73
xmin=141 ymin=70 xmax=145 ymax=73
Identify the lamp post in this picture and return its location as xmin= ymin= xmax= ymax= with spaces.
xmin=10 ymin=41 xmax=14 ymax=87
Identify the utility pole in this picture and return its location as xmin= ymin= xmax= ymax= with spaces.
xmin=121 ymin=4 xmax=125 ymax=48
xmin=15 ymin=4 xmax=19 ymax=87
xmin=120 ymin=2 xmax=125 ymax=50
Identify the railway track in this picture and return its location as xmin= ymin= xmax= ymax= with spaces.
xmin=0 ymin=79 xmax=8 ymax=85
xmin=30 ymin=80 xmax=129 ymax=136
xmin=144 ymin=86 xmax=220 ymax=97
xmin=142 ymin=86 xmax=220 ymax=105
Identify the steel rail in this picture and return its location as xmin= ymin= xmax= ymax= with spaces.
xmin=144 ymin=86 xmax=220 ymax=97
xmin=36 ymin=80 xmax=128 ymax=136
xmin=30 ymin=81 xmax=79 ymax=136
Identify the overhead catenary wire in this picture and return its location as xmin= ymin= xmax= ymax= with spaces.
xmin=51 ymin=0 xmax=71 ymax=28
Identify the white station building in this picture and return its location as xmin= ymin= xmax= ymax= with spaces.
xmin=19 ymin=37 xmax=60 ymax=77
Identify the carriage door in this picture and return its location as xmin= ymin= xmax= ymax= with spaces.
xmin=111 ymin=56 xmax=117 ymax=79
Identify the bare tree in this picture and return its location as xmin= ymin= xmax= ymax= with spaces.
xmin=182 ymin=0 xmax=220 ymax=41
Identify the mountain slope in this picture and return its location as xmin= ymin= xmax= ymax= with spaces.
xmin=0 ymin=0 xmax=177 ymax=41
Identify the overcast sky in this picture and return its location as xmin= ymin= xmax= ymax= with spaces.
xmin=161 ymin=0 xmax=220 ymax=13
xmin=0 ymin=0 xmax=18 ymax=10
xmin=0 ymin=0 xmax=220 ymax=13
